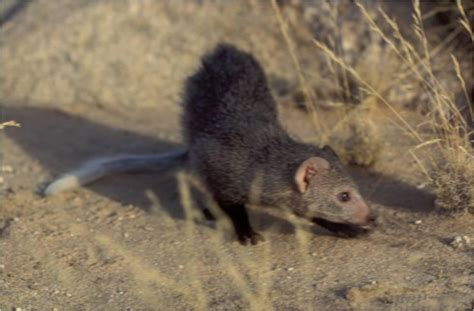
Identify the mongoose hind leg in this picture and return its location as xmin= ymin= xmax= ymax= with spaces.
xmin=218 ymin=200 xmax=264 ymax=245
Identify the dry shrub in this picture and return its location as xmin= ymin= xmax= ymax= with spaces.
xmin=432 ymin=151 xmax=473 ymax=214
xmin=326 ymin=105 xmax=382 ymax=167
xmin=275 ymin=0 xmax=473 ymax=212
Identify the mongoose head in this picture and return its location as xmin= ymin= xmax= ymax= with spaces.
xmin=293 ymin=146 xmax=376 ymax=237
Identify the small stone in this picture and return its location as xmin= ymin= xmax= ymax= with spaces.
xmin=66 ymin=293 xmax=72 ymax=297
xmin=450 ymin=235 xmax=471 ymax=249
xmin=0 ymin=264 xmax=5 ymax=269
xmin=287 ymin=267 xmax=294 ymax=272
xmin=414 ymin=220 xmax=422 ymax=224
xmin=0 ymin=176 xmax=4 ymax=183
xmin=311 ymin=252 xmax=317 ymax=257
xmin=416 ymin=183 xmax=426 ymax=189
xmin=178 ymin=265 xmax=184 ymax=269
xmin=123 ymin=232 xmax=129 ymax=238
xmin=0 ymin=166 xmax=13 ymax=173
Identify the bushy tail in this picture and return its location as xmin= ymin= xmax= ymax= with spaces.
xmin=44 ymin=149 xmax=187 ymax=196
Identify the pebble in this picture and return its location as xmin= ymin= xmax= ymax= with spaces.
xmin=0 ymin=176 xmax=4 ymax=183
xmin=416 ymin=183 xmax=426 ymax=189
xmin=0 ymin=166 xmax=13 ymax=173
xmin=287 ymin=267 xmax=294 ymax=272
xmin=450 ymin=235 xmax=471 ymax=249
xmin=414 ymin=220 xmax=422 ymax=224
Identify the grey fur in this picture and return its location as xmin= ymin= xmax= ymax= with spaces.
xmin=182 ymin=44 xmax=375 ymax=244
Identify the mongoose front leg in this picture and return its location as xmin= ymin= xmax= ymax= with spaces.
xmin=218 ymin=201 xmax=264 ymax=245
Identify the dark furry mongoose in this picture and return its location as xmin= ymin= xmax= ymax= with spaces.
xmin=45 ymin=43 xmax=376 ymax=245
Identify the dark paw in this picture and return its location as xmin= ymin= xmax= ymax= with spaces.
xmin=237 ymin=230 xmax=265 ymax=246
xmin=202 ymin=208 xmax=216 ymax=221
xmin=313 ymin=218 xmax=371 ymax=238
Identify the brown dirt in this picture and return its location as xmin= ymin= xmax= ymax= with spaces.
xmin=1 ymin=1 xmax=473 ymax=310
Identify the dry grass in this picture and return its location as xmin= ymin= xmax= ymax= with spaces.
xmin=275 ymin=0 xmax=473 ymax=212
xmin=143 ymin=170 xmax=319 ymax=311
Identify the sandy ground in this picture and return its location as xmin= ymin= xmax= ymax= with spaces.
xmin=1 ymin=0 xmax=473 ymax=310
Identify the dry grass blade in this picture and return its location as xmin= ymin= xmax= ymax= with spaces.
xmin=456 ymin=0 xmax=473 ymax=40
xmin=451 ymin=54 xmax=473 ymax=123
xmin=312 ymin=38 xmax=423 ymax=144
xmin=270 ymin=0 xmax=324 ymax=139
xmin=176 ymin=173 xmax=209 ymax=311
xmin=408 ymin=149 xmax=432 ymax=182
xmin=177 ymin=172 xmax=274 ymax=311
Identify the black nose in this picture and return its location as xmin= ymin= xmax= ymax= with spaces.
xmin=367 ymin=213 xmax=377 ymax=223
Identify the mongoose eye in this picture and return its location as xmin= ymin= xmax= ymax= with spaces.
xmin=337 ymin=192 xmax=351 ymax=202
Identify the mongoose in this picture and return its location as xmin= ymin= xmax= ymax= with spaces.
xmin=45 ymin=43 xmax=376 ymax=245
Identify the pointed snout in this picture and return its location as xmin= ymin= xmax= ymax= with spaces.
xmin=361 ymin=212 xmax=377 ymax=227
xmin=352 ymin=201 xmax=377 ymax=227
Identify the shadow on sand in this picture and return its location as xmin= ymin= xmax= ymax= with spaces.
xmin=0 ymin=0 xmax=32 ymax=27
xmin=3 ymin=105 xmax=435 ymax=236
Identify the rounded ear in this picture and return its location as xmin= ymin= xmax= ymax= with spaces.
xmin=322 ymin=145 xmax=340 ymax=159
xmin=295 ymin=157 xmax=331 ymax=193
